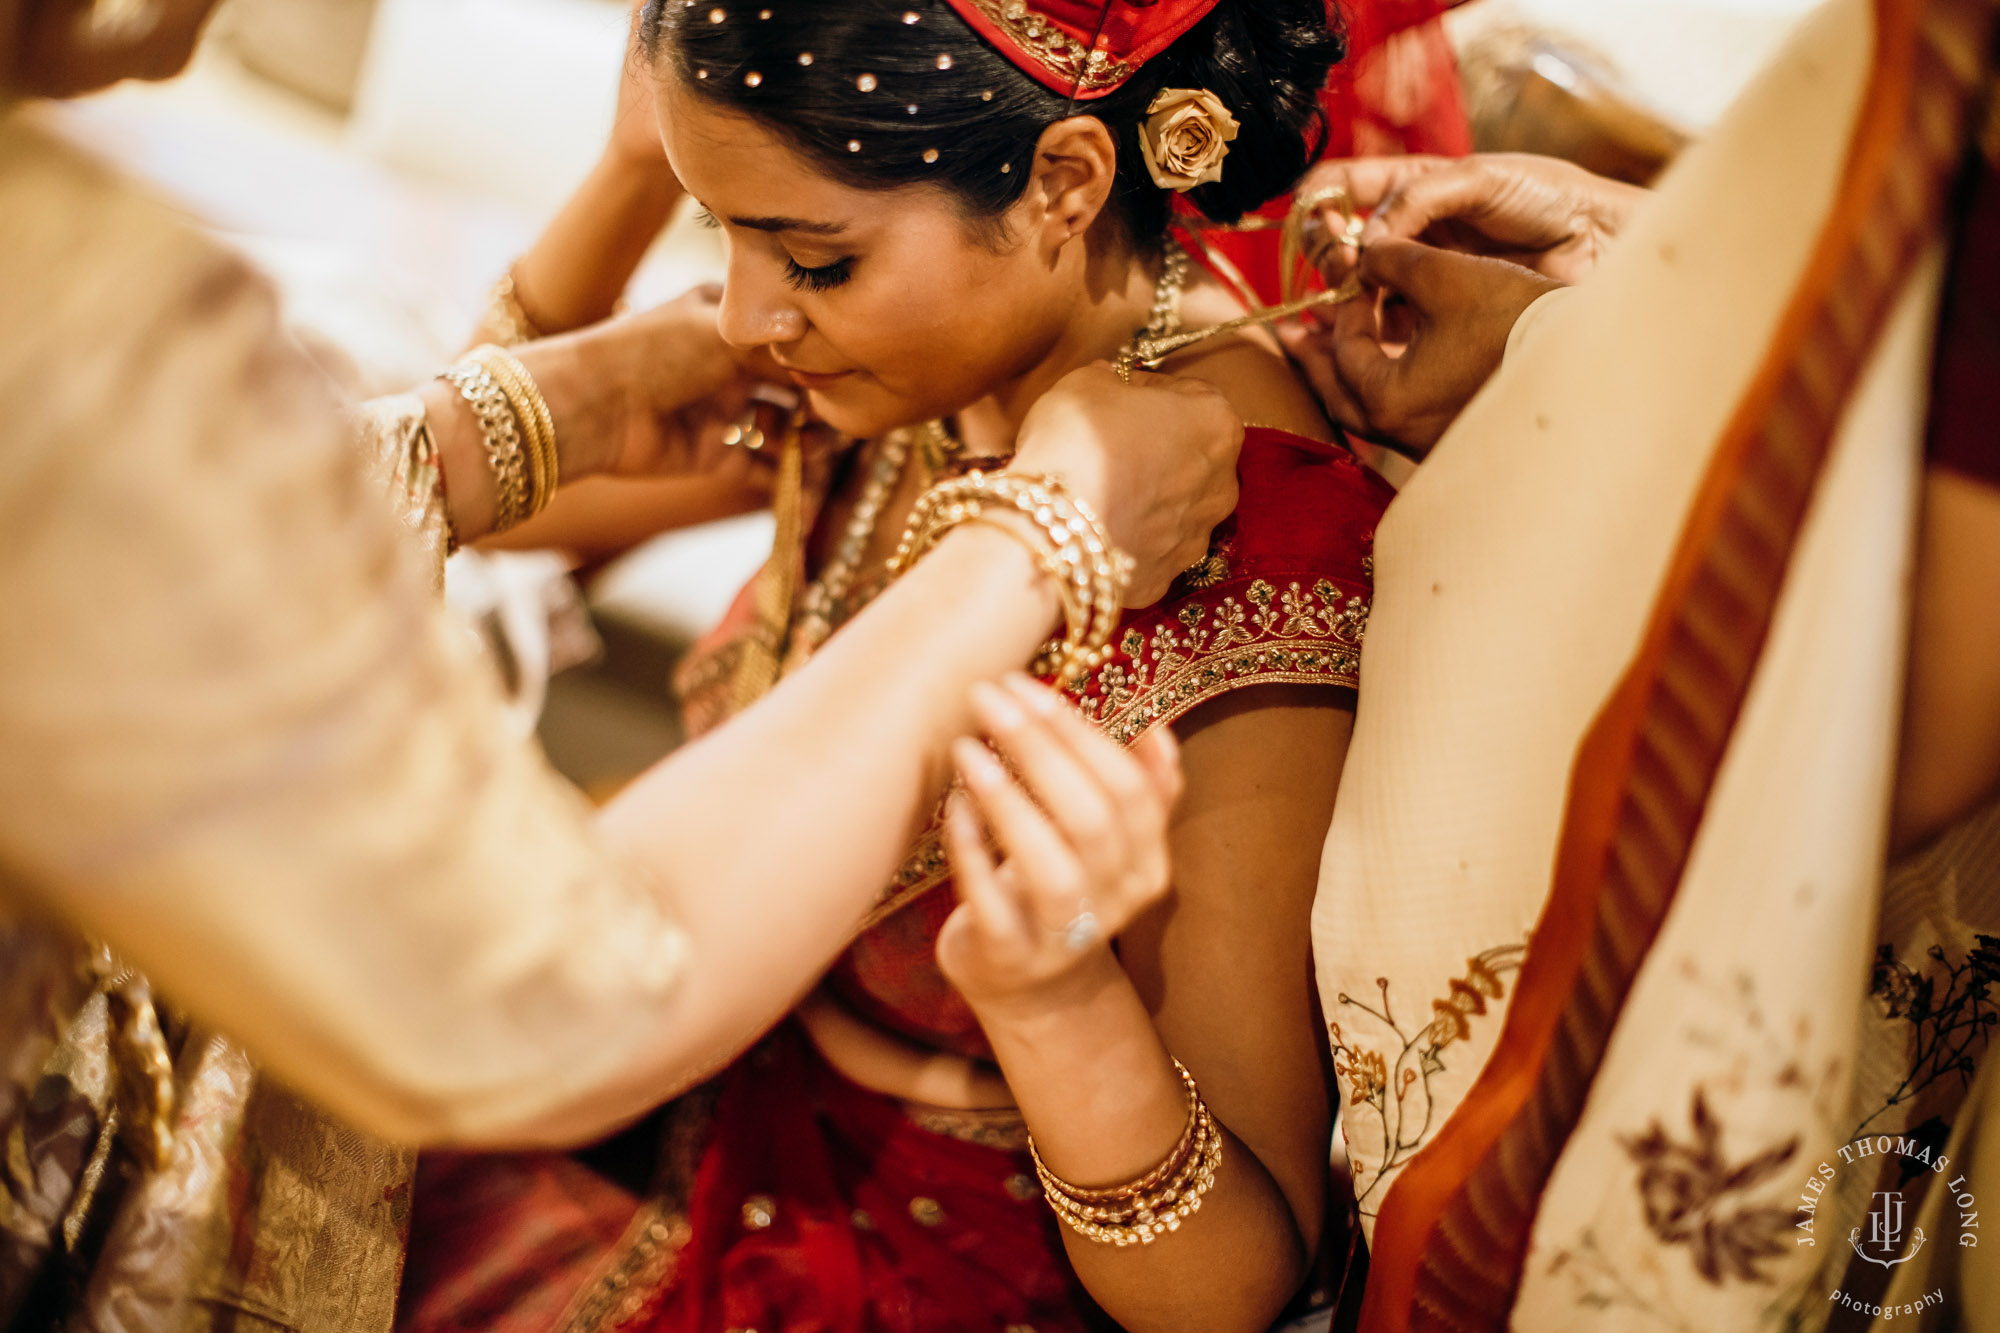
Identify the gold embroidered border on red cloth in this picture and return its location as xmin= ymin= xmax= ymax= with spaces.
xmin=957 ymin=0 xmax=1133 ymax=93
xmin=859 ymin=569 xmax=1367 ymax=932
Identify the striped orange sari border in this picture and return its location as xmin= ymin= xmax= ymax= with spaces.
xmin=1358 ymin=1 xmax=1937 ymax=1326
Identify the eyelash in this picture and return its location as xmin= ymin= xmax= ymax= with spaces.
xmin=692 ymin=207 xmax=853 ymax=294
xmin=783 ymin=256 xmax=855 ymax=293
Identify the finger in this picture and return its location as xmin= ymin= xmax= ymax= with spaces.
xmin=999 ymin=676 xmax=1171 ymax=899
xmin=952 ymin=738 xmax=1090 ymax=928
xmin=942 ymin=791 xmax=1033 ymax=947
xmin=1355 ymin=238 xmax=1452 ymax=312
xmin=1361 ymin=160 xmax=1503 ymax=249
xmin=1298 ymin=155 xmax=1449 ymax=215
xmin=1328 ymin=297 xmax=1408 ymax=443
xmin=1000 ymin=676 xmax=1163 ymax=826
xmin=970 ymin=682 xmax=1130 ymax=883
xmin=1129 ymin=725 xmax=1185 ymax=809
xmin=1275 ymin=317 xmax=1369 ymax=439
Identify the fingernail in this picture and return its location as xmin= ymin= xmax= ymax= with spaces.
xmin=970 ymin=681 xmax=1026 ymax=732
xmin=1002 ymin=673 xmax=1061 ymax=715
xmin=953 ymin=737 xmax=1004 ymax=787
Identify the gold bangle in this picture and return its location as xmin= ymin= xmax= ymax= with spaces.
xmin=1028 ymin=1058 xmax=1224 ymax=1247
xmin=438 ymin=360 xmax=529 ymax=531
xmin=467 ymin=344 xmax=559 ymax=519
xmin=889 ymin=471 xmax=1133 ymax=684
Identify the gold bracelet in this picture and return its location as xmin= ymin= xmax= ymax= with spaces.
xmin=467 ymin=344 xmax=559 ymax=519
xmin=474 ymin=265 xmax=544 ymax=349
xmin=1028 ymin=1059 xmax=1224 ymax=1247
xmin=438 ymin=360 xmax=530 ymax=531
xmin=888 ymin=471 xmax=1133 ymax=684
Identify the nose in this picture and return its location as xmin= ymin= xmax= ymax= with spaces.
xmin=717 ymin=251 xmax=809 ymax=354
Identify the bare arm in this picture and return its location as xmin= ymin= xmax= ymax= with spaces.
xmin=486 ymin=24 xmax=684 ymax=338
xmin=1891 ymin=467 xmax=2000 ymax=851
xmin=946 ymin=684 xmax=1349 ymax=1333
xmin=477 ymin=472 xmax=770 ymax=563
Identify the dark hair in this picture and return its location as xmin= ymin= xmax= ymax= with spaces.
xmin=640 ymin=0 xmax=1343 ymax=247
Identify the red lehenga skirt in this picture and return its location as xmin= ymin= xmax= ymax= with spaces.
xmin=399 ymin=1024 xmax=1108 ymax=1333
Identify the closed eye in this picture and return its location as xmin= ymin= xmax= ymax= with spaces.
xmin=784 ymin=256 xmax=854 ymax=293
xmin=693 ymin=205 xmax=721 ymax=230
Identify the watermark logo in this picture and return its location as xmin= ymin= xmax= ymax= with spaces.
xmin=1851 ymin=1189 xmax=1924 ymax=1268
xmin=1796 ymin=1133 xmax=1978 ymax=1319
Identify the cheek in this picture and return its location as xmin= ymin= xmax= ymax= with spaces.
xmin=823 ymin=244 xmax=1061 ymax=415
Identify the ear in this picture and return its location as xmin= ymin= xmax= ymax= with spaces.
xmin=1024 ymin=116 xmax=1119 ymax=252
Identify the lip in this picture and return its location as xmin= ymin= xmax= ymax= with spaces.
xmin=782 ymin=366 xmax=856 ymax=390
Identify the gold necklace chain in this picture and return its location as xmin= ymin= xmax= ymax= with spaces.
xmin=784 ymin=243 xmax=1191 ymax=667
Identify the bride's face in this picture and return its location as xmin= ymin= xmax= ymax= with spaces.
xmin=658 ymin=76 xmax=1085 ymax=439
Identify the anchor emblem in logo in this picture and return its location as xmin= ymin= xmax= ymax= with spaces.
xmin=1850 ymin=1190 xmax=1926 ymax=1269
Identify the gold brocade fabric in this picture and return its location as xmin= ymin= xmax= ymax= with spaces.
xmin=0 ymin=911 xmax=415 ymax=1333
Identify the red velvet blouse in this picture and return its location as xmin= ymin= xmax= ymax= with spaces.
xmin=823 ymin=426 xmax=1394 ymax=1059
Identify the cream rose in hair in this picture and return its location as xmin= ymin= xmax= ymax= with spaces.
xmin=1137 ymin=87 xmax=1240 ymax=192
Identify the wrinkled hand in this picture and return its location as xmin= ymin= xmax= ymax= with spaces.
xmin=1011 ymin=364 xmax=1242 ymax=607
xmin=1299 ymin=153 xmax=1650 ymax=288
xmin=1277 ymin=240 xmax=1561 ymax=456
xmin=937 ymin=675 xmax=1182 ymax=1013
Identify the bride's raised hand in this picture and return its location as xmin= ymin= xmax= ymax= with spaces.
xmin=936 ymin=674 xmax=1183 ymax=1012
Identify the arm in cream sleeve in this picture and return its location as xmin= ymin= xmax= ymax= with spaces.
xmin=0 ymin=124 xmax=1237 ymax=1149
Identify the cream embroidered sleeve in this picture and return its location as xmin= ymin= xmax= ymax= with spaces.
xmin=0 ymin=126 xmax=687 ymax=1145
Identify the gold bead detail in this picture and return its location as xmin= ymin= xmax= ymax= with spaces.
xmin=741 ymin=1195 xmax=777 ymax=1230
xmin=857 ymin=72 xmax=878 ymax=92
xmin=707 ymin=6 xmax=724 ymax=20
xmin=1000 ymin=162 xmax=1011 ymax=173
xmin=847 ymin=139 xmax=861 ymax=152
xmin=980 ymin=89 xmax=994 ymax=101
xmin=902 ymin=9 xmax=920 ymax=22
xmin=936 ymin=53 xmax=953 ymax=69
xmin=797 ymin=51 xmax=812 ymax=65
xmin=923 ymin=148 xmax=939 ymax=163
xmin=744 ymin=70 xmax=762 ymax=86
xmin=696 ymin=68 xmax=709 ymax=79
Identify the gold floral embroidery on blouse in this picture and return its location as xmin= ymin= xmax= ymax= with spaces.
xmin=863 ymin=573 xmax=1369 ymax=930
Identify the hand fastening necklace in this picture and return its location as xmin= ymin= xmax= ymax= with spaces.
xmin=782 ymin=243 xmax=1191 ymax=669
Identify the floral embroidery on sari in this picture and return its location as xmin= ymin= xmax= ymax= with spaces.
xmin=1327 ymin=942 xmax=1527 ymax=1216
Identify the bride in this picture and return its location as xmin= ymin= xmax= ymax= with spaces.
xmin=403 ymin=3 xmax=1392 ymax=1331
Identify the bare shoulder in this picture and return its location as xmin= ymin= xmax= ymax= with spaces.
xmin=1157 ymin=268 xmax=1335 ymax=443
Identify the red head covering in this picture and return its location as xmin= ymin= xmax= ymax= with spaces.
xmin=938 ymin=0 xmax=1222 ymax=100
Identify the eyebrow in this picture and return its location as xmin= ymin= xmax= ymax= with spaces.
xmin=727 ymin=214 xmax=849 ymax=236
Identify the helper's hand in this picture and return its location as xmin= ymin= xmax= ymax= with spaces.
xmin=1299 ymin=153 xmax=1650 ymax=287
xmin=1277 ymin=240 xmax=1561 ymax=456
xmin=1012 ymin=364 xmax=1242 ymax=607
xmin=518 ymin=287 xmax=769 ymax=487
xmin=937 ymin=675 xmax=1182 ymax=1014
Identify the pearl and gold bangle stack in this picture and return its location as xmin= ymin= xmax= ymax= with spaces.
xmin=1029 ymin=1059 xmax=1223 ymax=1247
xmin=888 ymin=471 xmax=1133 ymax=684
xmin=437 ymin=344 xmax=560 ymax=534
